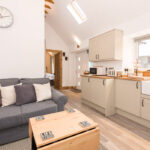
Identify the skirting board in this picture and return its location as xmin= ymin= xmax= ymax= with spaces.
xmin=82 ymin=99 xmax=105 ymax=115
xmin=116 ymin=109 xmax=150 ymax=128
xmin=62 ymin=86 xmax=76 ymax=90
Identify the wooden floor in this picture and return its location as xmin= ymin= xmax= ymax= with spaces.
xmin=63 ymin=90 xmax=150 ymax=150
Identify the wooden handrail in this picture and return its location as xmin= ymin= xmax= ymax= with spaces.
xmin=45 ymin=4 xmax=51 ymax=9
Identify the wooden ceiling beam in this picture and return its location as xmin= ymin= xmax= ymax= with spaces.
xmin=45 ymin=0 xmax=54 ymax=4
xmin=45 ymin=4 xmax=51 ymax=9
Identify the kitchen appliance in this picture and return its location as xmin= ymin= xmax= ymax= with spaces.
xmin=107 ymin=68 xmax=116 ymax=76
xmin=90 ymin=67 xmax=106 ymax=75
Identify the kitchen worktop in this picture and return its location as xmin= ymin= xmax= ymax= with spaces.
xmin=81 ymin=74 xmax=150 ymax=81
xmin=81 ymin=75 xmax=113 ymax=79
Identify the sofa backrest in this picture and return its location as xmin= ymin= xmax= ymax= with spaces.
xmin=20 ymin=78 xmax=50 ymax=84
xmin=0 ymin=78 xmax=20 ymax=86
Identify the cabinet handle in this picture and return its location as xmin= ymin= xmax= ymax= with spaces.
xmin=136 ymin=82 xmax=138 ymax=89
xmin=88 ymin=78 xmax=90 ymax=82
xmin=142 ymin=99 xmax=144 ymax=107
xmin=98 ymin=54 xmax=99 ymax=60
xmin=103 ymin=79 xmax=105 ymax=86
xmin=95 ymin=55 xmax=97 ymax=60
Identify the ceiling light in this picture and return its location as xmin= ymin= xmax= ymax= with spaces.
xmin=74 ymin=36 xmax=81 ymax=45
xmin=67 ymin=1 xmax=87 ymax=24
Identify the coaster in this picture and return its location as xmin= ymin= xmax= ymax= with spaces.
xmin=79 ymin=121 xmax=91 ymax=128
xmin=35 ymin=115 xmax=45 ymax=121
xmin=40 ymin=131 xmax=54 ymax=140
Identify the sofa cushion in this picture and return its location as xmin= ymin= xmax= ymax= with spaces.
xmin=21 ymin=100 xmax=57 ymax=124
xmin=0 ymin=78 xmax=20 ymax=87
xmin=15 ymin=84 xmax=36 ymax=106
xmin=21 ymin=78 xmax=50 ymax=85
xmin=0 ymin=91 xmax=2 ymax=107
xmin=0 ymin=105 xmax=23 ymax=130
xmin=33 ymin=83 xmax=52 ymax=102
xmin=0 ymin=84 xmax=20 ymax=107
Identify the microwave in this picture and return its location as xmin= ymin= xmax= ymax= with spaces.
xmin=90 ymin=67 xmax=106 ymax=76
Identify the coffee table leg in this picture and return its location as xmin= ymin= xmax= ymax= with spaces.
xmin=32 ymin=136 xmax=37 ymax=150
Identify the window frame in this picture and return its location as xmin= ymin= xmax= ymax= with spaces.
xmin=135 ymin=35 xmax=150 ymax=69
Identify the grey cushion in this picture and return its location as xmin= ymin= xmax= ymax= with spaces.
xmin=0 ymin=92 xmax=1 ymax=107
xmin=0 ymin=105 xmax=23 ymax=130
xmin=51 ymin=88 xmax=68 ymax=111
xmin=21 ymin=78 xmax=50 ymax=84
xmin=21 ymin=100 xmax=57 ymax=124
xmin=0 ymin=78 xmax=20 ymax=87
xmin=15 ymin=84 xmax=36 ymax=106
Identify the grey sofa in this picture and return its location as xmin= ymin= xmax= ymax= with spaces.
xmin=0 ymin=78 xmax=68 ymax=145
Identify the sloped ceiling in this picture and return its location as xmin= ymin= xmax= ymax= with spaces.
xmin=46 ymin=0 xmax=150 ymax=46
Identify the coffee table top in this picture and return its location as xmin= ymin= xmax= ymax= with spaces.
xmin=29 ymin=109 xmax=99 ymax=148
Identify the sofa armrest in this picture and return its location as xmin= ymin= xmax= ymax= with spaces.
xmin=51 ymin=88 xmax=68 ymax=111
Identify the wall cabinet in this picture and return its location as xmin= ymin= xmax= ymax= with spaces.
xmin=115 ymin=80 xmax=141 ymax=117
xmin=141 ymin=98 xmax=150 ymax=121
xmin=89 ymin=29 xmax=123 ymax=61
xmin=81 ymin=77 xmax=115 ymax=116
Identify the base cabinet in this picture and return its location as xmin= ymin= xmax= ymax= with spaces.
xmin=81 ymin=77 xmax=92 ymax=102
xmin=81 ymin=77 xmax=115 ymax=116
xmin=82 ymin=76 xmax=150 ymax=127
xmin=115 ymin=80 xmax=141 ymax=117
xmin=90 ymin=78 xmax=106 ymax=108
xmin=141 ymin=98 xmax=150 ymax=121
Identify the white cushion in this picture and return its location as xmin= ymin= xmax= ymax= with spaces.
xmin=33 ymin=83 xmax=52 ymax=102
xmin=1 ymin=85 xmax=17 ymax=107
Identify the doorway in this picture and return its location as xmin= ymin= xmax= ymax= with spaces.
xmin=45 ymin=49 xmax=62 ymax=89
xmin=76 ymin=51 xmax=89 ymax=90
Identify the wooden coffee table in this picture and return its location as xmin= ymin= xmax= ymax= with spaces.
xmin=29 ymin=109 xmax=100 ymax=150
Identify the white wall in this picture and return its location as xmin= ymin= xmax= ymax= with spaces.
xmin=0 ymin=0 xmax=45 ymax=78
xmin=45 ymin=21 xmax=76 ymax=86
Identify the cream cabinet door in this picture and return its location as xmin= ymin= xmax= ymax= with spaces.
xmin=98 ymin=31 xmax=115 ymax=60
xmin=89 ymin=38 xmax=98 ymax=61
xmin=141 ymin=99 xmax=150 ymax=121
xmin=81 ymin=77 xmax=92 ymax=101
xmin=90 ymin=78 xmax=106 ymax=108
xmin=115 ymin=80 xmax=141 ymax=116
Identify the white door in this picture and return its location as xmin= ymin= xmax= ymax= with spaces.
xmin=76 ymin=51 xmax=89 ymax=90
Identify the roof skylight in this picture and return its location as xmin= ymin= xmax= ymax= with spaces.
xmin=67 ymin=1 xmax=87 ymax=24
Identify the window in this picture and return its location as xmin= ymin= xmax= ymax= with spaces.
xmin=137 ymin=37 xmax=150 ymax=69
xmin=67 ymin=1 xmax=87 ymax=24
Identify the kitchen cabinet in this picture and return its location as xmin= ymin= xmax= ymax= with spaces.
xmin=81 ymin=77 xmax=92 ymax=102
xmin=115 ymin=80 xmax=141 ymax=117
xmin=90 ymin=78 xmax=106 ymax=108
xmin=81 ymin=76 xmax=115 ymax=116
xmin=89 ymin=29 xmax=123 ymax=61
xmin=141 ymin=98 xmax=150 ymax=121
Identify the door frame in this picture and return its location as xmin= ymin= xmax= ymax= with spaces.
xmin=45 ymin=49 xmax=63 ymax=90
